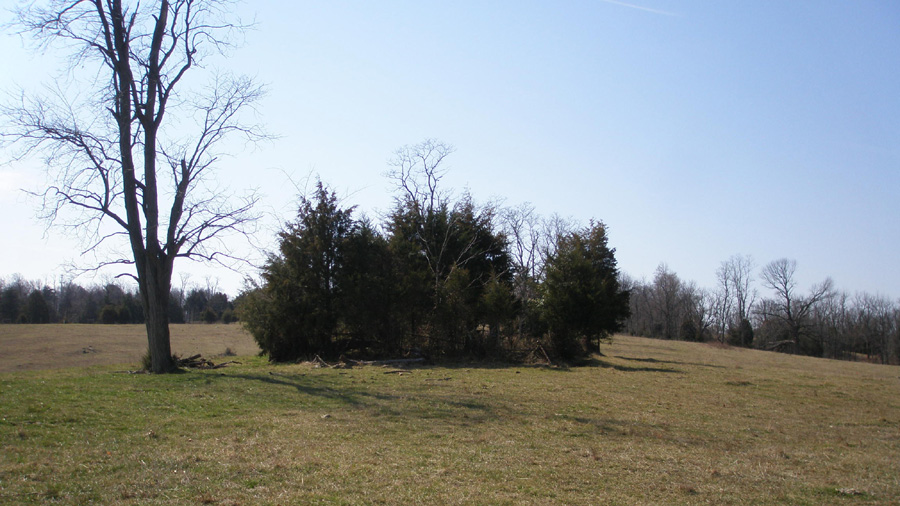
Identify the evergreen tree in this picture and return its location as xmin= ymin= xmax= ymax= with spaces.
xmin=242 ymin=181 xmax=356 ymax=361
xmin=202 ymin=307 xmax=219 ymax=324
xmin=385 ymin=191 xmax=512 ymax=356
xmin=338 ymin=219 xmax=398 ymax=355
xmin=168 ymin=294 xmax=186 ymax=324
xmin=22 ymin=289 xmax=52 ymax=324
xmin=542 ymin=221 xmax=630 ymax=358
xmin=0 ymin=282 xmax=26 ymax=323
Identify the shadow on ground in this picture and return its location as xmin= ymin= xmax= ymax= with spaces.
xmin=613 ymin=355 xmax=726 ymax=369
xmin=587 ymin=357 xmax=683 ymax=374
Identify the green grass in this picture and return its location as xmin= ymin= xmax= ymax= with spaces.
xmin=1 ymin=335 xmax=899 ymax=504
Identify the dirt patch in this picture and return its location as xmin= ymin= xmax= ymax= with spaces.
xmin=0 ymin=324 xmax=259 ymax=373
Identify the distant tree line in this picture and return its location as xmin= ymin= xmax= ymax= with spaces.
xmin=238 ymin=140 xmax=631 ymax=363
xmin=625 ymin=257 xmax=900 ymax=365
xmin=0 ymin=276 xmax=238 ymax=325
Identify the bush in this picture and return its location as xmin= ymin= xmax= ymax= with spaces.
xmin=727 ymin=318 xmax=754 ymax=347
xmin=117 ymin=305 xmax=132 ymax=324
xmin=222 ymin=308 xmax=238 ymax=324
xmin=237 ymin=286 xmax=301 ymax=362
xmin=99 ymin=305 xmax=120 ymax=324
xmin=202 ymin=307 xmax=218 ymax=324
xmin=680 ymin=320 xmax=701 ymax=342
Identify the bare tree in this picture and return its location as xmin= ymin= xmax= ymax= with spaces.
xmin=502 ymin=202 xmax=542 ymax=286
xmin=501 ymin=202 xmax=544 ymax=339
xmin=813 ymin=289 xmax=852 ymax=359
xmin=385 ymin=140 xmax=510 ymax=353
xmin=387 ymin=139 xmax=454 ymax=220
xmin=387 ymin=139 xmax=456 ymax=293
xmin=852 ymin=293 xmax=897 ymax=364
xmin=623 ymin=275 xmax=654 ymax=337
xmin=651 ymin=263 xmax=682 ymax=340
xmin=714 ymin=254 xmax=756 ymax=344
xmin=681 ymin=281 xmax=714 ymax=342
xmin=758 ymin=259 xmax=834 ymax=354
xmin=387 ymin=139 xmax=507 ymax=291
xmin=2 ymin=1 xmax=265 ymax=372
xmin=728 ymin=254 xmax=756 ymax=326
xmin=713 ymin=262 xmax=733 ymax=343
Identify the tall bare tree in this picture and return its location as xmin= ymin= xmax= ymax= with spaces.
xmin=501 ymin=202 xmax=544 ymax=339
xmin=681 ymin=281 xmax=714 ymax=342
xmin=651 ymin=263 xmax=682 ymax=340
xmin=759 ymin=259 xmax=834 ymax=354
xmin=728 ymin=254 xmax=756 ymax=326
xmin=852 ymin=292 xmax=898 ymax=364
xmin=713 ymin=262 xmax=733 ymax=343
xmin=502 ymin=202 xmax=542 ymax=287
xmin=2 ymin=1 xmax=265 ymax=372
xmin=386 ymin=139 xmax=506 ymax=298
xmin=714 ymin=254 xmax=756 ymax=343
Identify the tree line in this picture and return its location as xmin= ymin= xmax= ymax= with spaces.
xmin=0 ymin=276 xmax=238 ymax=326
xmin=238 ymin=140 xmax=630 ymax=363
xmin=624 ymin=257 xmax=900 ymax=365
xmin=6 ymin=1 xmax=893 ymax=374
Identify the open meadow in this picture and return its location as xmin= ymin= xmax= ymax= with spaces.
xmin=1 ymin=326 xmax=898 ymax=505
xmin=0 ymin=324 xmax=260 ymax=373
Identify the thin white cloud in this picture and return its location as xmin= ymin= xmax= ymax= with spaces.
xmin=597 ymin=0 xmax=680 ymax=17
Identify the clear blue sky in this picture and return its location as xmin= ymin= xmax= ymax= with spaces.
xmin=2 ymin=0 xmax=899 ymax=298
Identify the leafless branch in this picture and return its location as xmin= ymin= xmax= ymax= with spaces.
xmin=3 ymin=0 xmax=266 ymax=372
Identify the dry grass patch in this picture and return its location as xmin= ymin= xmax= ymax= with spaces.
xmin=1 ymin=334 xmax=898 ymax=504
xmin=0 ymin=324 xmax=259 ymax=373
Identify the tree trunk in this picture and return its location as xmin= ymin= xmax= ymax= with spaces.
xmin=141 ymin=258 xmax=177 ymax=373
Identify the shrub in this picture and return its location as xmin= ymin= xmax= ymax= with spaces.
xmin=222 ymin=308 xmax=238 ymax=324
xmin=202 ymin=307 xmax=218 ymax=324
xmin=99 ymin=305 xmax=120 ymax=324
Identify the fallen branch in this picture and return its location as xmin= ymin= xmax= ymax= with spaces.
xmin=308 ymin=356 xmax=353 ymax=369
xmin=766 ymin=340 xmax=795 ymax=351
xmin=536 ymin=345 xmax=553 ymax=365
xmin=176 ymin=354 xmax=240 ymax=370
xmin=212 ymin=361 xmax=242 ymax=369
xmin=348 ymin=358 xmax=426 ymax=367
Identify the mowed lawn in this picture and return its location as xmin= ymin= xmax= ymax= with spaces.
xmin=1 ymin=328 xmax=898 ymax=505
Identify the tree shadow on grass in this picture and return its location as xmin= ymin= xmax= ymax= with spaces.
xmin=290 ymin=357 xmax=685 ymax=374
xmin=186 ymin=370 xmax=509 ymax=424
xmin=613 ymin=356 xmax=726 ymax=369
xmin=585 ymin=357 xmax=682 ymax=374
xmin=183 ymin=370 xmax=384 ymax=408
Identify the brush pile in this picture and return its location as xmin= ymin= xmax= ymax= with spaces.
xmin=176 ymin=354 xmax=240 ymax=370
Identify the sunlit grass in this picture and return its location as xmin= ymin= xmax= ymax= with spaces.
xmin=1 ymin=335 xmax=898 ymax=504
xmin=0 ymin=324 xmax=259 ymax=373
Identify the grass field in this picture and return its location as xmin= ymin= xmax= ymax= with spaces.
xmin=0 ymin=324 xmax=260 ymax=373
xmin=1 ymin=326 xmax=898 ymax=505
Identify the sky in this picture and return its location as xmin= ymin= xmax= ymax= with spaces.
xmin=1 ymin=0 xmax=899 ymax=299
